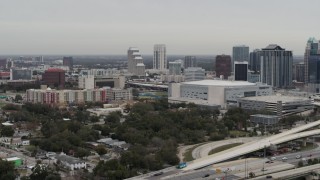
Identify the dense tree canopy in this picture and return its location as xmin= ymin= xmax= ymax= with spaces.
xmin=1 ymin=126 xmax=15 ymax=137
xmin=0 ymin=159 xmax=16 ymax=180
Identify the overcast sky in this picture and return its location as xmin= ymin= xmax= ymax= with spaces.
xmin=0 ymin=0 xmax=319 ymax=55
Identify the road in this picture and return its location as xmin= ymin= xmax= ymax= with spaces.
xmin=192 ymin=137 xmax=262 ymax=159
xmin=158 ymin=147 xmax=320 ymax=180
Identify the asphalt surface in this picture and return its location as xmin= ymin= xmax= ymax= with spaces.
xmin=144 ymin=147 xmax=320 ymax=180
xmin=191 ymin=137 xmax=262 ymax=159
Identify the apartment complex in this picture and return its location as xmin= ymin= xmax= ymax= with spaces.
xmin=26 ymin=87 xmax=132 ymax=106
xmin=127 ymin=47 xmax=145 ymax=76
xmin=153 ymin=44 xmax=167 ymax=70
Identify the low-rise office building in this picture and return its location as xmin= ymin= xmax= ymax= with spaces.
xmin=239 ymin=95 xmax=314 ymax=117
xmin=54 ymin=153 xmax=86 ymax=171
xmin=250 ymin=114 xmax=280 ymax=126
xmin=169 ymin=80 xmax=272 ymax=108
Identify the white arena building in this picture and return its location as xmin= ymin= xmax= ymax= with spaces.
xmin=168 ymin=80 xmax=272 ymax=108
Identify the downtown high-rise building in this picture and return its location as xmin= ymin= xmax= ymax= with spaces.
xmin=184 ymin=56 xmax=197 ymax=69
xmin=249 ymin=49 xmax=260 ymax=72
xmin=259 ymin=44 xmax=293 ymax=88
xmin=215 ymin=55 xmax=231 ymax=79
xmin=169 ymin=62 xmax=182 ymax=75
xmin=293 ymin=63 xmax=305 ymax=83
xmin=127 ymin=47 xmax=145 ymax=76
xmin=63 ymin=56 xmax=73 ymax=70
xmin=232 ymin=45 xmax=249 ymax=71
xmin=153 ymin=44 xmax=167 ymax=70
xmin=304 ymin=38 xmax=320 ymax=84
xmin=234 ymin=61 xmax=248 ymax=81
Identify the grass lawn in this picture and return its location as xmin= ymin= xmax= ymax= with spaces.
xmin=0 ymin=102 xmax=6 ymax=108
xmin=301 ymin=142 xmax=318 ymax=151
xmin=183 ymin=143 xmax=206 ymax=162
xmin=229 ymin=130 xmax=248 ymax=137
xmin=208 ymin=143 xmax=243 ymax=155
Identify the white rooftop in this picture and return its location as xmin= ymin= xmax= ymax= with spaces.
xmin=132 ymin=52 xmax=140 ymax=55
xmin=182 ymin=80 xmax=256 ymax=86
xmin=2 ymin=122 xmax=14 ymax=126
xmin=242 ymin=95 xmax=310 ymax=103
xmin=6 ymin=157 xmax=21 ymax=161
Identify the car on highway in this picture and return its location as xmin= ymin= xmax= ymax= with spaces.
xmin=153 ymin=172 xmax=164 ymax=176
xmin=296 ymin=155 xmax=301 ymax=159
xmin=265 ymin=160 xmax=273 ymax=164
xmin=202 ymin=174 xmax=210 ymax=178
xmin=270 ymin=157 xmax=276 ymax=161
xmin=282 ymin=157 xmax=288 ymax=161
xmin=308 ymin=154 xmax=312 ymax=157
xmin=177 ymin=162 xmax=187 ymax=169
xmin=266 ymin=175 xmax=273 ymax=179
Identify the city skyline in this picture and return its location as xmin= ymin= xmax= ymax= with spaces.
xmin=0 ymin=0 xmax=319 ymax=55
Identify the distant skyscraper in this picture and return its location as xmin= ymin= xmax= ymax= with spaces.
xmin=234 ymin=61 xmax=248 ymax=81
xmin=308 ymin=55 xmax=320 ymax=84
xmin=169 ymin=62 xmax=182 ymax=75
xmin=63 ymin=56 xmax=73 ymax=70
xmin=35 ymin=56 xmax=44 ymax=63
xmin=153 ymin=44 xmax=167 ymax=70
xmin=232 ymin=45 xmax=249 ymax=71
xmin=184 ymin=67 xmax=205 ymax=81
xmin=0 ymin=59 xmax=7 ymax=69
xmin=259 ymin=44 xmax=293 ymax=88
xmin=42 ymin=68 xmax=65 ymax=88
xmin=304 ymin=37 xmax=320 ymax=83
xmin=127 ymin=47 xmax=145 ymax=76
xmin=184 ymin=56 xmax=197 ymax=69
xmin=10 ymin=68 xmax=32 ymax=80
xmin=215 ymin=55 xmax=231 ymax=79
xmin=249 ymin=49 xmax=260 ymax=72
xmin=293 ymin=63 xmax=305 ymax=82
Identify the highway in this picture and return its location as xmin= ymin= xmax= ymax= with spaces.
xmin=163 ymin=148 xmax=320 ymax=180
xmin=192 ymin=137 xmax=262 ymax=159
xmin=126 ymin=120 xmax=320 ymax=179
xmin=184 ymin=119 xmax=320 ymax=170
xmin=251 ymin=164 xmax=320 ymax=180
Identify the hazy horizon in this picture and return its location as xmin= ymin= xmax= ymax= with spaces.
xmin=1 ymin=0 xmax=319 ymax=55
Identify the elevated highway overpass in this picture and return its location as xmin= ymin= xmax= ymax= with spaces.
xmin=184 ymin=119 xmax=320 ymax=170
xmin=251 ymin=163 xmax=320 ymax=180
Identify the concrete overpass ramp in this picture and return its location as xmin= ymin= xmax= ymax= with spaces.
xmin=183 ymin=119 xmax=320 ymax=171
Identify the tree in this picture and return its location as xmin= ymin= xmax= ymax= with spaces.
xmin=75 ymin=147 xmax=90 ymax=158
xmin=249 ymin=172 xmax=255 ymax=178
xmin=15 ymin=94 xmax=23 ymax=102
xmin=0 ymin=159 xmax=16 ymax=180
xmin=313 ymin=158 xmax=319 ymax=165
xmin=105 ymin=112 xmax=121 ymax=124
xmin=2 ymin=104 xmax=20 ymax=111
xmin=95 ymin=145 xmax=108 ymax=155
xmin=298 ymin=160 xmax=304 ymax=167
xmin=29 ymin=164 xmax=61 ymax=180
xmin=1 ymin=126 xmax=15 ymax=137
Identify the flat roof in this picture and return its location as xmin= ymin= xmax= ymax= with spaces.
xmin=6 ymin=157 xmax=21 ymax=161
xmin=182 ymin=80 xmax=256 ymax=86
xmin=241 ymin=95 xmax=310 ymax=103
